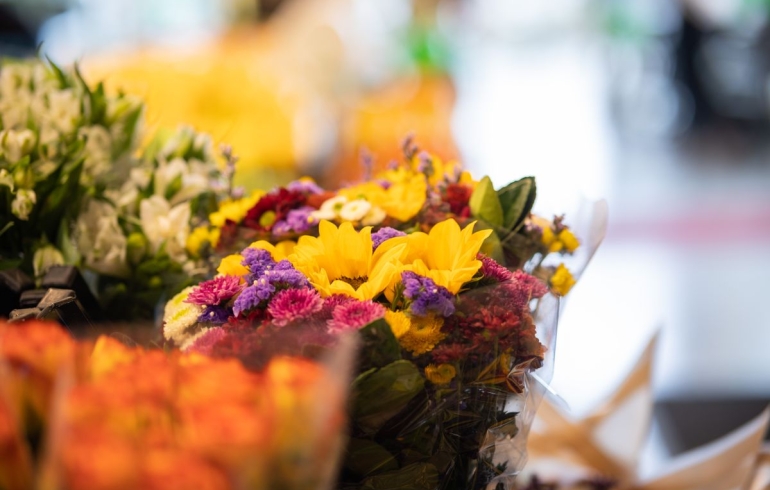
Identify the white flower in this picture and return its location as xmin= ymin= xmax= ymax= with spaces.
xmin=361 ymin=205 xmax=387 ymax=226
xmin=33 ymin=245 xmax=65 ymax=278
xmin=154 ymin=158 xmax=209 ymax=206
xmin=162 ymin=286 xmax=203 ymax=344
xmin=311 ymin=195 xmax=348 ymax=221
xmin=0 ymin=169 xmax=13 ymax=191
xmin=78 ymin=125 xmax=113 ymax=179
xmin=75 ymin=199 xmax=130 ymax=278
xmin=0 ymin=129 xmax=36 ymax=163
xmin=45 ymin=88 xmax=81 ymax=135
xmin=339 ymin=199 xmax=372 ymax=222
xmin=11 ymin=189 xmax=36 ymax=220
xmin=139 ymin=195 xmax=191 ymax=264
xmin=129 ymin=167 xmax=151 ymax=189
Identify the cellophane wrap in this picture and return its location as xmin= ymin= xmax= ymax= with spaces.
xmin=335 ymin=285 xmax=560 ymax=490
xmin=0 ymin=319 xmax=357 ymax=490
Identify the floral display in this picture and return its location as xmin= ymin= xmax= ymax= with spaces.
xmin=165 ymin=215 xmax=565 ymax=489
xmin=0 ymin=319 xmax=352 ymax=490
xmin=194 ymin=137 xmax=580 ymax=297
xmin=0 ymin=59 xmax=233 ymax=319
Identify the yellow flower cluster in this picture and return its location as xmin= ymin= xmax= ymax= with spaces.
xmin=532 ymin=216 xmax=580 ymax=254
xmin=549 ymin=263 xmax=576 ymax=296
xmin=424 ymin=363 xmax=457 ymax=385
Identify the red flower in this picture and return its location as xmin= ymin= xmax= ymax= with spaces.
xmin=443 ymin=183 xmax=473 ymax=217
xmin=243 ymin=188 xmax=307 ymax=231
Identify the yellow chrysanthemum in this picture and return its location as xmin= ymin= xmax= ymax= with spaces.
xmin=217 ymin=254 xmax=248 ymax=277
xmin=248 ymin=240 xmax=297 ymax=262
xmin=384 ymin=310 xmax=411 ymax=339
xmin=550 ymin=263 xmax=576 ymax=296
xmin=288 ymin=221 xmax=405 ymax=300
xmin=424 ymin=363 xmax=457 ymax=385
xmin=209 ymin=190 xmax=264 ymax=228
xmin=384 ymin=219 xmax=491 ymax=295
xmin=186 ymin=225 xmax=219 ymax=257
xmin=398 ymin=315 xmax=446 ymax=356
xmin=557 ymin=228 xmax=580 ymax=253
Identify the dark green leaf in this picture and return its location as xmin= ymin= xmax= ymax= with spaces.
xmin=345 ymin=439 xmax=398 ymax=477
xmin=352 ymin=360 xmax=425 ymax=435
xmin=469 ymin=176 xmax=503 ymax=227
xmin=358 ymin=318 xmax=401 ymax=370
xmin=497 ymin=176 xmax=536 ymax=231
xmin=362 ymin=463 xmax=439 ymax=490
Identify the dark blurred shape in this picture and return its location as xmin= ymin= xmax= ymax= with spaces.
xmin=9 ymin=287 xmax=92 ymax=332
xmin=42 ymin=265 xmax=103 ymax=321
xmin=0 ymin=268 xmax=33 ymax=317
xmin=656 ymin=398 xmax=770 ymax=452
xmin=19 ymin=289 xmax=47 ymax=308
xmin=674 ymin=6 xmax=770 ymax=130
xmin=0 ymin=1 xmax=70 ymax=56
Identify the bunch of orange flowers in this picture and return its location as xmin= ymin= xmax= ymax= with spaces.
xmin=0 ymin=320 xmax=348 ymax=490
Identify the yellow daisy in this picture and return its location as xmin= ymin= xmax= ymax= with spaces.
xmin=398 ymin=315 xmax=446 ymax=356
xmin=288 ymin=220 xmax=405 ymax=300
xmin=550 ymin=263 xmax=576 ymax=296
xmin=248 ymin=240 xmax=297 ymax=261
xmin=383 ymin=219 xmax=491 ymax=295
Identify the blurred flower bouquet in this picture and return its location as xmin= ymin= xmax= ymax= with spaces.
xmin=0 ymin=319 xmax=352 ymax=490
xmin=165 ymin=208 xmax=567 ymax=488
xmin=0 ymin=59 xmax=232 ymax=319
xmin=194 ymin=137 xmax=580 ymax=296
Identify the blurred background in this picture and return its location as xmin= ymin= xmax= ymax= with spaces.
xmin=2 ymin=0 xmax=769 ymax=468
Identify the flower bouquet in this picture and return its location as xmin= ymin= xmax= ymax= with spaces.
xmin=0 ymin=59 xmax=233 ymax=319
xmin=164 ymin=211 xmax=567 ymax=489
xmin=191 ymin=137 xmax=581 ymax=296
xmin=0 ymin=318 xmax=355 ymax=490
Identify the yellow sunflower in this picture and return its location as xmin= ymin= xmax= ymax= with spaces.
xmin=248 ymin=240 xmax=297 ymax=261
xmin=288 ymin=221 xmax=405 ymax=300
xmin=381 ymin=219 xmax=491 ymax=295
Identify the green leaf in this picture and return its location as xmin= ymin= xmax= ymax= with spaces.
xmin=345 ymin=439 xmax=399 ymax=477
xmin=46 ymin=57 xmax=71 ymax=88
xmin=352 ymin=360 xmax=425 ymax=435
xmin=164 ymin=173 xmax=183 ymax=201
xmin=497 ymin=176 xmax=536 ymax=231
xmin=472 ymin=220 xmax=505 ymax=263
xmin=362 ymin=463 xmax=439 ymax=490
xmin=358 ymin=318 xmax=401 ymax=371
xmin=469 ymin=176 xmax=503 ymax=227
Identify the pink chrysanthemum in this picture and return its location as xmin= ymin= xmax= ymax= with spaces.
xmin=478 ymin=254 xmax=513 ymax=283
xmin=511 ymin=270 xmax=548 ymax=300
xmin=327 ymin=300 xmax=386 ymax=333
xmin=267 ymin=289 xmax=323 ymax=327
xmin=319 ymin=294 xmax=356 ymax=318
xmin=186 ymin=275 xmax=243 ymax=306
xmin=186 ymin=327 xmax=228 ymax=355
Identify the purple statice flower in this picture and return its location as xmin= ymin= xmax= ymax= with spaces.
xmin=401 ymin=271 xmax=455 ymax=317
xmin=233 ymin=278 xmax=276 ymax=317
xmin=286 ymin=179 xmax=324 ymax=195
xmin=197 ymin=305 xmax=231 ymax=325
xmin=327 ymin=300 xmax=386 ymax=333
xmin=186 ymin=327 xmax=227 ymax=355
xmin=186 ymin=275 xmax=243 ymax=306
xmin=371 ymin=227 xmax=406 ymax=250
xmin=263 ymin=260 xmax=310 ymax=289
xmin=241 ymin=247 xmax=277 ymax=277
xmin=272 ymin=219 xmax=293 ymax=236
xmin=284 ymin=206 xmax=317 ymax=233
xmin=268 ymin=289 xmax=323 ymax=326
xmin=479 ymin=254 xmax=513 ymax=283
xmin=416 ymin=151 xmax=433 ymax=175
xmin=376 ymin=179 xmax=392 ymax=190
